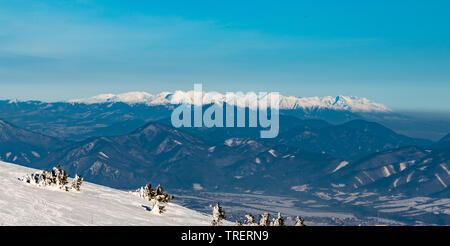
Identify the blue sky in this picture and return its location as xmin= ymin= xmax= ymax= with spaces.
xmin=0 ymin=0 xmax=449 ymax=111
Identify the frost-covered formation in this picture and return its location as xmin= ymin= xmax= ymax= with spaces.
xmin=154 ymin=184 xmax=174 ymax=203
xmin=136 ymin=183 xmax=174 ymax=203
xmin=243 ymin=212 xmax=296 ymax=226
xmin=134 ymin=183 xmax=174 ymax=214
xmin=135 ymin=183 xmax=153 ymax=200
xmin=295 ymin=216 xmax=306 ymax=226
xmin=19 ymin=165 xmax=83 ymax=192
xmin=245 ymin=214 xmax=258 ymax=226
xmin=51 ymin=165 xmax=69 ymax=188
xmin=259 ymin=212 xmax=271 ymax=226
xmin=20 ymin=170 xmax=50 ymax=187
xmin=71 ymin=174 xmax=84 ymax=191
xmin=211 ymin=203 xmax=226 ymax=226
xmin=152 ymin=201 xmax=166 ymax=215
xmin=272 ymin=212 xmax=284 ymax=226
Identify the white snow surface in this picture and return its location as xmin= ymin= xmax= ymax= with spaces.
xmin=332 ymin=161 xmax=349 ymax=173
xmin=268 ymin=149 xmax=278 ymax=157
xmin=0 ymin=161 xmax=219 ymax=226
xmin=69 ymin=91 xmax=391 ymax=113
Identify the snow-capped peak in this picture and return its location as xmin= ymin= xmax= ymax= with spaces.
xmin=69 ymin=91 xmax=391 ymax=113
xmin=69 ymin=92 xmax=154 ymax=104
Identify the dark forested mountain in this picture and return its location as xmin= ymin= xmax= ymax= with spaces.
xmin=0 ymin=100 xmax=341 ymax=142
xmin=32 ymin=121 xmax=344 ymax=190
xmin=1 ymin=99 xmax=448 ymax=143
xmin=440 ymin=134 xmax=450 ymax=143
xmin=178 ymin=115 xmax=332 ymax=144
xmin=437 ymin=133 xmax=450 ymax=148
xmin=180 ymin=118 xmax=431 ymax=162
xmin=28 ymin=118 xmax=444 ymax=197
xmin=277 ymin=120 xmax=432 ymax=161
xmin=0 ymin=120 xmax=63 ymax=164
xmin=34 ymin=122 xmax=214 ymax=188
xmin=0 ymin=100 xmax=171 ymax=141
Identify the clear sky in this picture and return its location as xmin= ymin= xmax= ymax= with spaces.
xmin=0 ymin=0 xmax=449 ymax=111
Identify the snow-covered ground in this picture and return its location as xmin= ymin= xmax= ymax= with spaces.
xmin=0 ymin=161 xmax=228 ymax=226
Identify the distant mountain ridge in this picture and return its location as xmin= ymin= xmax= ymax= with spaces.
xmin=27 ymin=118 xmax=435 ymax=194
xmin=1 ymin=115 xmax=447 ymax=198
xmin=33 ymin=121 xmax=342 ymax=189
xmin=69 ymin=91 xmax=392 ymax=113
xmin=439 ymin=133 xmax=450 ymax=145
xmin=0 ymin=120 xmax=63 ymax=164
xmin=328 ymin=145 xmax=450 ymax=197
xmin=276 ymin=119 xmax=432 ymax=161
xmin=0 ymin=100 xmax=172 ymax=141
xmin=3 ymin=95 xmax=450 ymax=142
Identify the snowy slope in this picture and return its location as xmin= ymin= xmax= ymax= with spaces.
xmin=0 ymin=161 xmax=225 ymax=226
xmin=69 ymin=91 xmax=391 ymax=113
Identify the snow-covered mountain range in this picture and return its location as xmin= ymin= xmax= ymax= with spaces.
xmin=69 ymin=91 xmax=391 ymax=113
xmin=0 ymin=161 xmax=221 ymax=226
